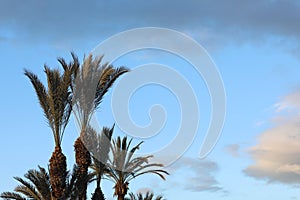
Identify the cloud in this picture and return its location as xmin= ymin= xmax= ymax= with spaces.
xmin=1 ymin=0 xmax=300 ymax=51
xmin=274 ymin=91 xmax=300 ymax=113
xmin=225 ymin=144 xmax=240 ymax=157
xmin=165 ymin=157 xmax=224 ymax=192
xmin=135 ymin=188 xmax=153 ymax=194
xmin=244 ymin=90 xmax=300 ymax=185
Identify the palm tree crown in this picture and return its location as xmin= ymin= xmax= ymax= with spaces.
xmin=106 ymin=136 xmax=169 ymax=200
xmin=125 ymin=192 xmax=164 ymax=200
xmin=72 ymin=54 xmax=128 ymax=131
xmin=24 ymin=55 xmax=77 ymax=147
xmin=0 ymin=165 xmax=77 ymax=200
xmin=1 ymin=166 xmax=50 ymax=200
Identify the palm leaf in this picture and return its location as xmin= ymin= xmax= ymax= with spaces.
xmin=24 ymin=70 xmax=52 ymax=131
xmin=25 ymin=55 xmax=75 ymax=147
xmin=13 ymin=177 xmax=40 ymax=199
xmin=0 ymin=192 xmax=26 ymax=200
xmin=106 ymin=136 xmax=169 ymax=199
xmin=125 ymin=192 xmax=165 ymax=200
xmin=94 ymin=66 xmax=129 ymax=108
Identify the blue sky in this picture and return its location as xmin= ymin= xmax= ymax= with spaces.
xmin=1 ymin=1 xmax=300 ymax=199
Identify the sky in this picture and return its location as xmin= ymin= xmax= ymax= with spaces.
xmin=1 ymin=0 xmax=300 ymax=199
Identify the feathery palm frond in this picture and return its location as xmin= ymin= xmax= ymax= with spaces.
xmin=106 ymin=136 xmax=169 ymax=200
xmin=94 ymin=65 xmax=129 ymax=108
xmin=72 ymin=54 xmax=129 ymax=130
xmin=89 ymin=125 xmax=115 ymax=174
xmin=125 ymin=192 xmax=164 ymax=200
xmin=24 ymin=61 xmax=74 ymax=147
xmin=89 ymin=125 xmax=114 ymax=200
xmin=0 ymin=192 xmax=26 ymax=200
xmin=0 ymin=165 xmax=80 ymax=200
xmin=0 ymin=166 xmax=51 ymax=200
xmin=64 ymin=165 xmax=79 ymax=200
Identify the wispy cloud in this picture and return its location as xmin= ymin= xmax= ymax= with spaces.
xmin=244 ymin=90 xmax=300 ymax=185
xmin=225 ymin=144 xmax=240 ymax=157
xmin=274 ymin=91 xmax=300 ymax=113
xmin=163 ymin=157 xmax=224 ymax=193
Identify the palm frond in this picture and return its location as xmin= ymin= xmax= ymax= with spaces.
xmin=127 ymin=169 xmax=169 ymax=182
xmin=0 ymin=192 xmax=26 ymax=200
xmin=1 ymin=162 xmax=82 ymax=200
xmin=65 ymin=165 xmax=78 ymax=199
xmin=94 ymin=66 xmax=129 ymax=108
xmin=24 ymin=70 xmax=52 ymax=131
xmin=24 ymin=166 xmax=51 ymax=200
xmin=106 ymin=136 xmax=169 ymax=199
xmin=25 ymin=55 xmax=75 ymax=147
xmin=89 ymin=125 xmax=115 ymax=189
xmin=13 ymin=177 xmax=41 ymax=199
xmin=72 ymin=55 xmax=128 ymax=131
xmin=2 ymin=166 xmax=51 ymax=199
xmin=125 ymin=192 xmax=165 ymax=200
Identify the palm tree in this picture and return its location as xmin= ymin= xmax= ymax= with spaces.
xmin=0 ymin=166 xmax=50 ymax=200
xmin=0 ymin=166 xmax=77 ymax=200
xmin=24 ymin=54 xmax=78 ymax=199
xmin=71 ymin=54 xmax=128 ymax=200
xmin=106 ymin=137 xmax=169 ymax=200
xmin=89 ymin=125 xmax=114 ymax=200
xmin=125 ymin=192 xmax=164 ymax=200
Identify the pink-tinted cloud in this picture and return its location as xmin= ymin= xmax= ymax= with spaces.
xmin=245 ymin=90 xmax=300 ymax=185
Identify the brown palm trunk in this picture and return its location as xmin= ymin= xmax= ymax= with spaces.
xmin=117 ymin=195 xmax=125 ymax=200
xmin=91 ymin=186 xmax=105 ymax=200
xmin=74 ymin=136 xmax=91 ymax=200
xmin=115 ymin=182 xmax=128 ymax=200
xmin=49 ymin=146 xmax=67 ymax=200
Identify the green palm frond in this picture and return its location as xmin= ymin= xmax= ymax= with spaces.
xmin=0 ymin=166 xmax=51 ymax=200
xmin=89 ymin=125 xmax=115 ymax=188
xmin=65 ymin=165 xmax=78 ymax=199
xmin=0 ymin=192 xmax=26 ymax=200
xmin=0 ymin=165 xmax=80 ymax=200
xmin=24 ymin=70 xmax=52 ymax=130
xmin=72 ymin=55 xmax=106 ymax=128
xmin=106 ymin=136 xmax=168 ymax=199
xmin=23 ymin=166 xmax=51 ymax=200
xmin=94 ymin=65 xmax=129 ymax=108
xmin=24 ymin=54 xmax=76 ymax=147
xmin=125 ymin=192 xmax=165 ymax=200
xmin=72 ymin=54 xmax=129 ymax=130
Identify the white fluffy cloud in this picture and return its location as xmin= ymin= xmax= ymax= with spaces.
xmin=244 ymin=90 xmax=300 ymax=185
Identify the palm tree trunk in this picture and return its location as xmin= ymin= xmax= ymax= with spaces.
xmin=91 ymin=186 xmax=105 ymax=200
xmin=74 ymin=136 xmax=91 ymax=200
xmin=91 ymin=174 xmax=105 ymax=200
xmin=117 ymin=194 xmax=125 ymax=200
xmin=115 ymin=182 xmax=128 ymax=200
xmin=49 ymin=146 xmax=67 ymax=200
